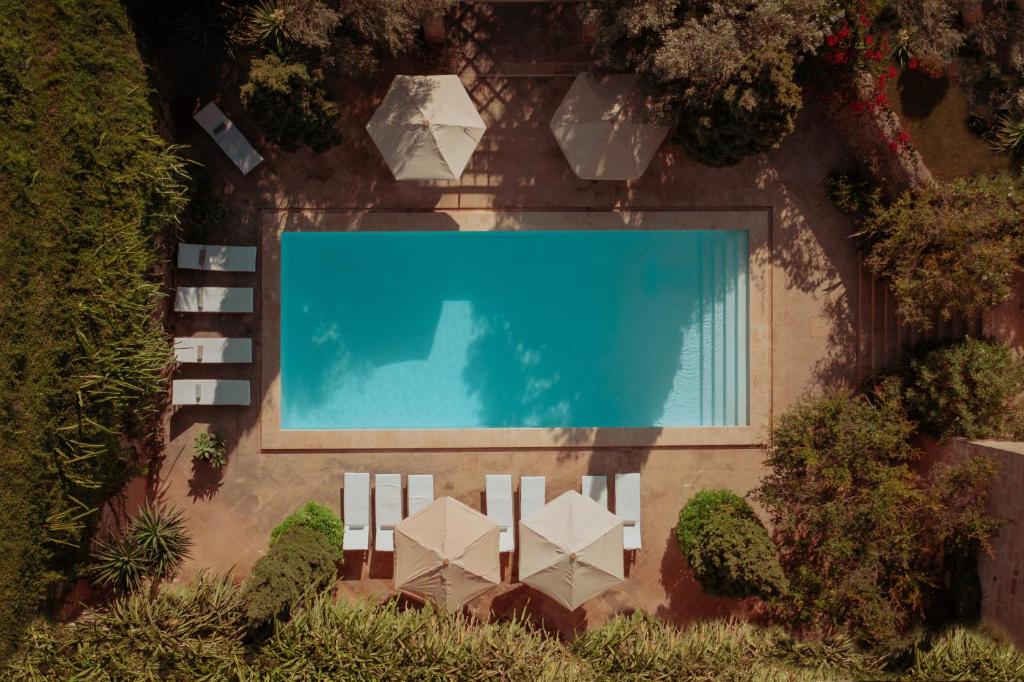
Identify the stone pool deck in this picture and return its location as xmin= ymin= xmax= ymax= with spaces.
xmin=141 ymin=2 xmax=977 ymax=636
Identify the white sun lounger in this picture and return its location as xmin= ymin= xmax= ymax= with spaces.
xmin=407 ymin=474 xmax=434 ymax=517
xmin=194 ymin=102 xmax=264 ymax=175
xmin=520 ymin=476 xmax=546 ymax=520
xmin=582 ymin=475 xmax=608 ymax=509
xmin=174 ymin=287 xmax=253 ymax=314
xmin=173 ymin=338 xmax=252 ymax=364
xmin=375 ymin=474 xmax=402 ymax=552
xmin=171 ymin=379 xmax=250 ymax=406
xmin=485 ymin=474 xmax=514 ymax=552
xmin=342 ymin=473 xmax=370 ymax=551
xmin=177 ymin=243 xmax=257 ymax=272
xmin=616 ymin=473 xmax=642 ymax=550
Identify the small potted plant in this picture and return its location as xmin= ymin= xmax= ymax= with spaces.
xmin=192 ymin=429 xmax=226 ymax=470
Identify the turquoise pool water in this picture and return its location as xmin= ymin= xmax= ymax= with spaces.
xmin=280 ymin=230 xmax=748 ymax=429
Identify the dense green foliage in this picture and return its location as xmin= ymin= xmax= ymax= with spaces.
xmin=901 ymin=339 xmax=1024 ymax=441
xmin=10 ymin=574 xmax=1024 ymax=680
xmin=0 ymin=0 xmax=187 ymax=657
xmin=586 ymin=0 xmax=826 ymax=166
xmin=242 ymin=524 xmax=338 ymax=629
xmin=676 ymin=490 xmax=787 ymax=599
xmin=91 ymin=504 xmax=192 ymax=592
xmin=864 ymin=173 xmax=1024 ymax=329
xmin=240 ymin=54 xmax=341 ymax=152
xmin=192 ymin=429 xmax=226 ymax=469
xmin=271 ymin=501 xmax=345 ymax=558
xmin=757 ymin=384 xmax=1002 ymax=644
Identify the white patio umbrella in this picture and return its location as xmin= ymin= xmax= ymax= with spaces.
xmin=366 ymin=75 xmax=487 ymax=181
xmin=550 ymin=73 xmax=669 ymax=181
xmin=394 ymin=496 xmax=500 ymax=610
xmin=518 ymin=490 xmax=624 ymax=611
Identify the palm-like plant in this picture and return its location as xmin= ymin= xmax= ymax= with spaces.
xmin=994 ymin=112 xmax=1024 ymax=156
xmin=91 ymin=533 xmax=150 ymax=592
xmin=131 ymin=503 xmax=192 ymax=580
xmin=241 ymin=0 xmax=291 ymax=52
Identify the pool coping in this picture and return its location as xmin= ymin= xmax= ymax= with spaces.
xmin=259 ymin=209 xmax=771 ymax=450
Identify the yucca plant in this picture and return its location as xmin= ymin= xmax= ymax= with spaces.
xmin=90 ymin=533 xmax=151 ymax=593
xmin=906 ymin=627 xmax=1024 ymax=681
xmin=993 ymin=112 xmax=1024 ymax=156
xmin=193 ymin=429 xmax=226 ymax=469
xmin=131 ymin=503 xmax=192 ymax=580
xmin=240 ymin=0 xmax=292 ymax=52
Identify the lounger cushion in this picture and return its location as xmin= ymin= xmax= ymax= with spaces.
xmin=194 ymin=102 xmax=264 ymax=175
xmin=485 ymin=474 xmax=514 ymax=552
xmin=174 ymin=338 xmax=252 ymax=364
xmin=177 ymin=243 xmax=257 ymax=272
xmin=343 ymin=473 xmax=370 ymax=551
xmin=582 ymin=475 xmax=609 ymax=509
xmin=171 ymin=379 xmax=250 ymax=406
xmin=174 ymin=287 xmax=253 ymax=313
xmin=375 ymin=474 xmax=402 ymax=552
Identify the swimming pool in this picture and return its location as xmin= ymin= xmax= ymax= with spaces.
xmin=280 ymin=230 xmax=748 ymax=430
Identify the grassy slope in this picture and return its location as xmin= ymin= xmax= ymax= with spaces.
xmin=0 ymin=0 xmax=182 ymax=657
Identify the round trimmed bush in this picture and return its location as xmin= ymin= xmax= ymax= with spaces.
xmin=676 ymin=490 xmax=755 ymax=555
xmin=676 ymin=490 xmax=786 ymax=600
xmin=271 ymin=501 xmax=344 ymax=560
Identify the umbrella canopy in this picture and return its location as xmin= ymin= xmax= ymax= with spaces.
xmin=394 ymin=496 xmax=500 ymax=609
xmin=366 ymin=75 xmax=487 ymax=181
xmin=550 ymin=73 xmax=669 ymax=181
xmin=518 ymin=490 xmax=624 ymax=610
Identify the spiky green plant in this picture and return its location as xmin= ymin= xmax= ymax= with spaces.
xmin=993 ymin=112 xmax=1024 ymax=156
xmin=192 ymin=429 xmax=226 ymax=469
xmin=241 ymin=0 xmax=291 ymax=52
xmin=130 ymin=503 xmax=192 ymax=580
xmin=906 ymin=627 xmax=1024 ymax=681
xmin=90 ymin=533 xmax=150 ymax=593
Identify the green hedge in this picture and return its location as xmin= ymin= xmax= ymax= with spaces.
xmin=270 ymin=501 xmax=344 ymax=559
xmin=10 ymin=574 xmax=1024 ymax=680
xmin=0 ymin=0 xmax=187 ymax=657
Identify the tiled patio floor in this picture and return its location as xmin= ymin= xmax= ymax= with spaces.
xmin=135 ymin=3 xmax=975 ymax=636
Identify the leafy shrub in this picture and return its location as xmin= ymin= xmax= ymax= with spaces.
xmin=669 ymin=51 xmax=804 ymax=167
xmin=825 ymin=167 xmax=879 ymax=218
xmin=192 ymin=429 xmax=226 ymax=469
xmin=756 ymin=383 xmax=1002 ymax=644
xmin=270 ymin=501 xmax=344 ymax=559
xmin=676 ymin=490 xmax=787 ymax=600
xmin=242 ymin=524 xmax=337 ymax=629
xmin=90 ymin=503 xmax=192 ymax=590
xmin=240 ymin=54 xmax=341 ymax=152
xmin=863 ymin=173 xmax=1024 ymax=328
xmin=901 ymin=338 xmax=1024 ymax=440
xmin=587 ymin=0 xmax=826 ymax=166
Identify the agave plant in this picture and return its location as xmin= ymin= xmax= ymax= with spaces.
xmin=241 ymin=0 xmax=292 ymax=52
xmin=192 ymin=429 xmax=226 ymax=469
xmin=993 ymin=112 xmax=1024 ymax=156
xmin=91 ymin=533 xmax=150 ymax=592
xmin=130 ymin=503 xmax=193 ymax=580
